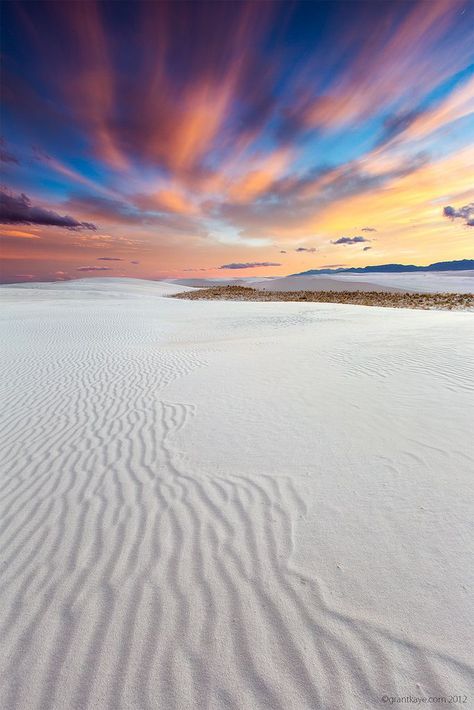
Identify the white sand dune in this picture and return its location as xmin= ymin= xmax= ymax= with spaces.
xmin=169 ymin=271 xmax=474 ymax=294
xmin=246 ymin=275 xmax=402 ymax=292
xmin=168 ymin=276 xmax=401 ymax=292
xmin=1 ymin=277 xmax=473 ymax=710
xmin=246 ymin=271 xmax=474 ymax=294
xmin=1 ymin=277 xmax=195 ymax=300
xmin=326 ymin=270 xmax=474 ymax=294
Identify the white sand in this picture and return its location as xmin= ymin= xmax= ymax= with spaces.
xmin=325 ymin=271 xmax=474 ymax=294
xmin=167 ymin=276 xmax=400 ymax=292
xmin=1 ymin=277 xmax=473 ymax=710
xmin=245 ymin=271 xmax=474 ymax=294
xmin=247 ymin=275 xmax=402 ymax=292
xmin=170 ymin=271 xmax=474 ymax=294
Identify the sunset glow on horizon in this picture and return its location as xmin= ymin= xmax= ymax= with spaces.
xmin=1 ymin=0 xmax=473 ymax=283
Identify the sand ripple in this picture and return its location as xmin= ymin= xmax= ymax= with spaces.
xmin=1 ymin=283 xmax=473 ymax=710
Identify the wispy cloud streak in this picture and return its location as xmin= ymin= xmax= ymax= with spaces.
xmin=1 ymin=0 xmax=473 ymax=281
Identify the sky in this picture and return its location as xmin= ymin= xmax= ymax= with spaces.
xmin=1 ymin=0 xmax=473 ymax=283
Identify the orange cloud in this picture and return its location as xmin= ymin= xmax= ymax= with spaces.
xmin=227 ymin=150 xmax=292 ymax=203
xmin=302 ymin=0 xmax=466 ymax=131
xmin=405 ymin=76 xmax=474 ymax=141
xmin=0 ymin=229 xmax=40 ymax=239
xmin=142 ymin=188 xmax=198 ymax=215
xmin=312 ymin=145 xmax=474 ymax=264
xmin=56 ymin=1 xmax=128 ymax=170
xmin=170 ymin=83 xmax=235 ymax=173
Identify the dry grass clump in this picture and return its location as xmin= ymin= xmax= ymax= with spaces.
xmin=173 ymin=285 xmax=474 ymax=311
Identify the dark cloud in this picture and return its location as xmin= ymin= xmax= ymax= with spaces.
xmin=280 ymin=250 xmax=287 ymax=254
xmin=0 ymin=190 xmax=97 ymax=230
xmin=443 ymin=203 xmax=474 ymax=227
xmin=269 ymin=165 xmax=333 ymax=201
xmin=361 ymin=227 xmax=377 ymax=232
xmin=97 ymin=256 xmax=123 ymax=261
xmin=32 ymin=145 xmax=53 ymax=162
xmin=219 ymin=262 xmax=281 ymax=270
xmin=217 ymin=154 xmax=430 ymax=238
xmin=0 ymin=148 xmax=19 ymax=165
xmin=76 ymin=265 xmax=112 ymax=272
xmin=0 ymin=150 xmax=18 ymax=164
xmin=67 ymin=194 xmax=206 ymax=235
xmin=67 ymin=195 xmax=142 ymax=225
xmin=0 ymin=138 xmax=19 ymax=164
xmin=295 ymin=247 xmax=317 ymax=253
xmin=363 ymin=246 xmax=372 ymax=251
xmin=331 ymin=236 xmax=370 ymax=245
xmin=318 ymin=155 xmax=429 ymax=207
xmin=376 ymin=110 xmax=423 ymax=146
xmin=130 ymin=260 xmax=140 ymax=264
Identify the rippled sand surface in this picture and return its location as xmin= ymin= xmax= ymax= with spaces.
xmin=1 ymin=278 xmax=473 ymax=710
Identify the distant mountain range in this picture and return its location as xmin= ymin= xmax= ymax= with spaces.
xmin=291 ymin=259 xmax=474 ymax=276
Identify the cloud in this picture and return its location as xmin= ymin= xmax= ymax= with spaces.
xmin=66 ymin=195 xmax=142 ymax=224
xmin=0 ymin=138 xmax=19 ymax=164
xmin=216 ymin=153 xmax=430 ymax=239
xmin=0 ymin=190 xmax=97 ymax=230
xmin=97 ymin=256 xmax=123 ymax=261
xmin=443 ymin=203 xmax=474 ymax=227
xmin=67 ymin=193 xmax=206 ymax=236
xmin=404 ymin=75 xmax=474 ymax=142
xmin=0 ymin=228 xmax=40 ymax=239
xmin=295 ymin=247 xmax=317 ymax=253
xmin=3 ymin=0 xmax=470 ymax=184
xmin=0 ymin=150 xmax=19 ymax=165
xmin=363 ymin=246 xmax=372 ymax=251
xmin=52 ymin=270 xmax=71 ymax=281
xmin=219 ymin=262 xmax=281 ymax=270
xmin=76 ymin=265 xmax=112 ymax=272
xmin=1 ymin=0 xmax=473 ymax=278
xmin=331 ymin=236 xmax=371 ymax=245
xmin=130 ymin=260 xmax=140 ymax=264
xmin=377 ymin=110 xmax=424 ymax=146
